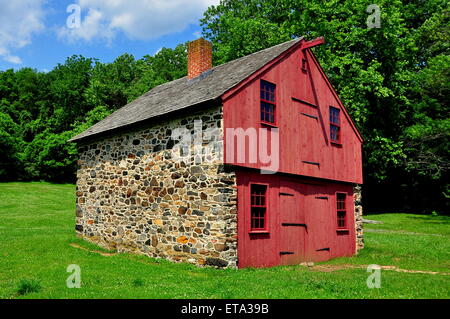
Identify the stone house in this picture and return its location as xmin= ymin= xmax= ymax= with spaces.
xmin=70 ymin=37 xmax=364 ymax=268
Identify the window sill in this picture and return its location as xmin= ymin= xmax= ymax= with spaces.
xmin=331 ymin=141 xmax=342 ymax=147
xmin=336 ymin=229 xmax=349 ymax=233
xmin=261 ymin=122 xmax=278 ymax=128
xmin=249 ymin=230 xmax=270 ymax=234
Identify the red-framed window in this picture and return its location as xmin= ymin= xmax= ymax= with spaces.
xmin=336 ymin=193 xmax=347 ymax=229
xmin=260 ymin=80 xmax=276 ymax=125
xmin=250 ymin=184 xmax=268 ymax=232
xmin=329 ymin=106 xmax=341 ymax=143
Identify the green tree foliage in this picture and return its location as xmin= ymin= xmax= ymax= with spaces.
xmin=0 ymin=112 xmax=23 ymax=180
xmin=47 ymin=55 xmax=94 ymax=132
xmin=86 ymin=54 xmax=139 ymax=111
xmin=0 ymin=45 xmax=187 ymax=183
xmin=127 ymin=44 xmax=187 ymax=100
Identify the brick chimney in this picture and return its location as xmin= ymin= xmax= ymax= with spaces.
xmin=188 ymin=38 xmax=212 ymax=79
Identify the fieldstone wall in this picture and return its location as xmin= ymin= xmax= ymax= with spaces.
xmin=353 ymin=184 xmax=364 ymax=251
xmin=75 ymin=105 xmax=238 ymax=268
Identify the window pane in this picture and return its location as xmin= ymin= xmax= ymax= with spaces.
xmin=330 ymin=107 xmax=340 ymax=125
xmin=337 ymin=211 xmax=346 ymax=228
xmin=337 ymin=193 xmax=346 ymax=228
xmin=261 ymin=80 xmax=275 ymax=102
xmin=261 ymin=101 xmax=275 ymax=124
xmin=330 ymin=125 xmax=339 ymax=141
xmin=337 ymin=193 xmax=346 ymax=209
xmin=251 ymin=207 xmax=266 ymax=229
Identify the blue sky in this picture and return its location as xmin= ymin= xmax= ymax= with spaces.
xmin=0 ymin=0 xmax=219 ymax=71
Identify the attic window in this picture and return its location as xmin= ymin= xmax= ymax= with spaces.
xmin=301 ymin=58 xmax=308 ymax=72
xmin=329 ymin=106 xmax=341 ymax=143
xmin=260 ymin=80 xmax=276 ymax=125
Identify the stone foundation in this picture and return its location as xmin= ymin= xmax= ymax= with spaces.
xmin=75 ymin=106 xmax=238 ymax=268
xmin=353 ymin=184 xmax=364 ymax=251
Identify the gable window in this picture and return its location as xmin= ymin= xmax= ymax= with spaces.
xmin=260 ymin=80 xmax=276 ymax=125
xmin=250 ymin=184 xmax=268 ymax=232
xmin=329 ymin=106 xmax=341 ymax=143
xmin=301 ymin=58 xmax=308 ymax=72
xmin=336 ymin=193 xmax=347 ymax=229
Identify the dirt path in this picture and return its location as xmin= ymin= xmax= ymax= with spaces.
xmin=365 ymin=228 xmax=446 ymax=237
xmin=70 ymin=242 xmax=449 ymax=276
xmin=70 ymin=243 xmax=117 ymax=257
xmin=307 ymin=263 xmax=450 ymax=275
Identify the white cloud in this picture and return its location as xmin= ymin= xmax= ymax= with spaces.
xmin=57 ymin=0 xmax=219 ymax=43
xmin=154 ymin=47 xmax=162 ymax=55
xmin=4 ymin=55 xmax=23 ymax=65
xmin=0 ymin=0 xmax=45 ymax=64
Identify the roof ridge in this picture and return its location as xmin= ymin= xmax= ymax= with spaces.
xmin=210 ymin=37 xmax=301 ymax=70
xmin=148 ymin=38 xmax=302 ymax=89
xmin=69 ymin=37 xmax=304 ymax=142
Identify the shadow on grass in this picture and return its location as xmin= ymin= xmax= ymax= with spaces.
xmin=16 ymin=279 xmax=41 ymax=296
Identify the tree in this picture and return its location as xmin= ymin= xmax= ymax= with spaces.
xmin=47 ymin=55 xmax=94 ymax=132
xmin=127 ymin=44 xmax=187 ymax=101
xmin=0 ymin=112 xmax=23 ymax=180
xmin=86 ymin=54 xmax=140 ymax=111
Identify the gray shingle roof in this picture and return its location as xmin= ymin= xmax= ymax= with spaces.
xmin=69 ymin=38 xmax=303 ymax=142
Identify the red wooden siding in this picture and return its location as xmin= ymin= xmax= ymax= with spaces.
xmin=222 ymin=40 xmax=363 ymax=184
xmin=237 ymin=171 xmax=356 ymax=268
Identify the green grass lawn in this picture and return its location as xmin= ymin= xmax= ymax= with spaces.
xmin=0 ymin=182 xmax=449 ymax=299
